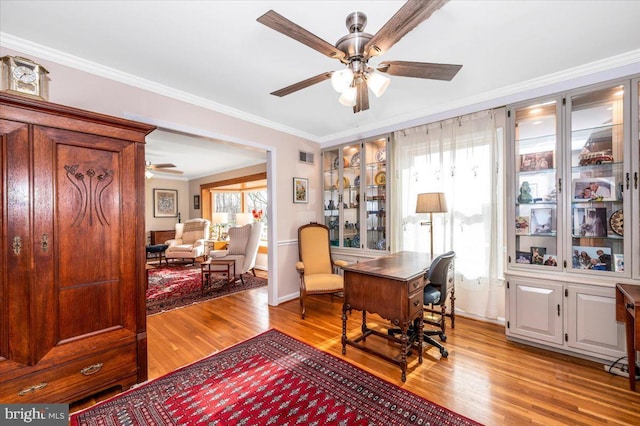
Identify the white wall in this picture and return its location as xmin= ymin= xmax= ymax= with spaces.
xmin=1 ymin=46 xmax=321 ymax=306
xmin=145 ymin=178 xmax=189 ymax=240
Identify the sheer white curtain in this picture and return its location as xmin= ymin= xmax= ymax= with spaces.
xmin=392 ymin=108 xmax=506 ymax=320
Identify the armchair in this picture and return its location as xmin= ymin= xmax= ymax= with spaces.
xmin=296 ymin=222 xmax=347 ymax=319
xmin=164 ymin=218 xmax=210 ymax=263
xmin=208 ymin=222 xmax=263 ymax=284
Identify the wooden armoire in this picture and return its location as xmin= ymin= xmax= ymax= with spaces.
xmin=0 ymin=92 xmax=155 ymax=403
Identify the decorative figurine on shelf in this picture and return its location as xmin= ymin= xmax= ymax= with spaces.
xmin=518 ymin=181 xmax=533 ymax=204
xmin=327 ymin=200 xmax=336 ymax=210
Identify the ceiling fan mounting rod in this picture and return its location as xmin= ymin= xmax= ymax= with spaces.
xmin=335 ymin=11 xmax=373 ymax=65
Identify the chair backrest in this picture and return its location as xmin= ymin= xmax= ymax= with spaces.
xmin=227 ymin=222 xmax=263 ymax=272
xmin=427 ymin=251 xmax=455 ymax=303
xmin=180 ymin=219 xmax=210 ymax=244
xmin=298 ymin=223 xmax=333 ymax=275
xmin=243 ymin=222 xmax=263 ymax=272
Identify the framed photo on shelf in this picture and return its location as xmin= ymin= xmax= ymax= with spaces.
xmin=543 ymin=254 xmax=558 ymax=266
xmin=515 ymin=251 xmax=532 ymax=264
xmin=293 ymin=177 xmax=309 ymax=203
xmin=515 ymin=216 xmax=529 ymax=235
xmin=573 ymin=207 xmax=607 ymax=237
xmin=520 ymin=150 xmax=554 ymax=172
xmin=153 ymin=188 xmax=178 ymax=218
xmin=572 ymin=177 xmax=616 ymax=201
xmin=531 ymin=246 xmax=546 ymax=265
xmin=572 ymin=245 xmax=612 ymax=271
xmin=614 ymin=254 xmax=624 ymax=272
xmin=530 ymin=208 xmax=552 ymax=235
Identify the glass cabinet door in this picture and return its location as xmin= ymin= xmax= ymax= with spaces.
xmin=567 ymin=83 xmax=628 ymax=275
xmin=323 ymin=148 xmax=340 ymax=247
xmin=511 ymin=98 xmax=561 ymax=269
xmin=364 ymin=138 xmax=387 ymax=251
xmin=342 ymin=144 xmax=361 ymax=249
xmin=322 ymin=137 xmax=389 ymax=252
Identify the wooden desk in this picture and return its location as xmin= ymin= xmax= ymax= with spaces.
xmin=341 ymin=251 xmax=429 ymax=382
xmin=616 ymin=283 xmax=640 ymax=391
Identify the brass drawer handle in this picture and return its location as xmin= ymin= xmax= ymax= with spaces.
xmin=80 ymin=363 xmax=104 ymax=376
xmin=413 ymin=280 xmax=422 ymax=289
xmin=18 ymin=382 xmax=48 ymax=396
xmin=413 ymin=300 xmax=421 ymax=307
xmin=628 ymin=303 xmax=635 ymax=310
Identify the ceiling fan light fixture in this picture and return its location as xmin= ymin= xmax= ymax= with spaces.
xmin=331 ymin=68 xmax=354 ymax=93
xmin=145 ymin=169 xmax=154 ymax=179
xmin=366 ymin=71 xmax=390 ymax=97
xmin=338 ymin=86 xmax=357 ymax=107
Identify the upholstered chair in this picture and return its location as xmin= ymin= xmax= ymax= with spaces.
xmin=208 ymin=222 xmax=263 ymax=284
xmin=165 ymin=218 xmax=210 ymax=263
xmin=296 ymin=222 xmax=347 ymax=319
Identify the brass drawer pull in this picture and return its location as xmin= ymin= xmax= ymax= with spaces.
xmin=80 ymin=363 xmax=104 ymax=376
xmin=17 ymin=382 xmax=48 ymax=396
xmin=413 ymin=300 xmax=421 ymax=307
xmin=413 ymin=280 xmax=422 ymax=289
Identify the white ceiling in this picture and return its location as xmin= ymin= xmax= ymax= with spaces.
xmin=2 ymin=1 xmax=640 ymax=179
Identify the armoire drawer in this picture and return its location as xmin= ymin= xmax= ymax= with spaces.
xmin=0 ymin=343 xmax=138 ymax=403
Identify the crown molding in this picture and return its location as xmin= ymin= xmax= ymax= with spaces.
xmin=0 ymin=32 xmax=320 ymax=142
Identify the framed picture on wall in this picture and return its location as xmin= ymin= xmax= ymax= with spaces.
xmin=154 ymin=189 xmax=178 ymax=217
xmin=293 ymin=177 xmax=309 ymax=203
xmin=194 ymin=195 xmax=200 ymax=210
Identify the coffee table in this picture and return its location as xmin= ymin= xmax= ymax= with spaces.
xmin=200 ymin=259 xmax=236 ymax=294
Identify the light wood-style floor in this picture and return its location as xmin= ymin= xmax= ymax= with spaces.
xmin=141 ymin=277 xmax=640 ymax=426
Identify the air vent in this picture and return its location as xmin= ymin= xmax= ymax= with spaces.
xmin=299 ymin=151 xmax=314 ymax=165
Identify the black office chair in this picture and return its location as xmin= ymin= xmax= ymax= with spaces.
xmin=421 ymin=251 xmax=455 ymax=357
xmin=389 ymin=251 xmax=455 ymax=358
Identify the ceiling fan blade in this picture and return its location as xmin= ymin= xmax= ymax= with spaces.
xmin=257 ymin=10 xmax=346 ymax=61
xmin=364 ymin=0 xmax=448 ymax=58
xmin=153 ymin=168 xmax=183 ymax=175
xmin=377 ymin=61 xmax=462 ymax=80
xmin=271 ymin=72 xmax=332 ymax=97
xmin=149 ymin=163 xmax=177 ymax=169
xmin=353 ymin=76 xmax=369 ymax=114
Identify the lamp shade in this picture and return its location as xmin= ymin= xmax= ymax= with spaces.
xmin=339 ymin=86 xmax=357 ymax=107
xmin=235 ymin=212 xmax=253 ymax=226
xmin=331 ymin=68 xmax=354 ymax=93
xmin=366 ymin=72 xmax=390 ymax=97
xmin=211 ymin=212 xmax=229 ymax=225
xmin=415 ymin=192 xmax=448 ymax=214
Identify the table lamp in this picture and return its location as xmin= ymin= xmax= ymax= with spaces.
xmin=235 ymin=212 xmax=254 ymax=226
xmin=415 ymin=192 xmax=448 ymax=261
xmin=211 ymin=212 xmax=229 ymax=241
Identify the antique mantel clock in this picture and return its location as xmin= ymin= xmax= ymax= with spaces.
xmin=1 ymin=55 xmax=49 ymax=100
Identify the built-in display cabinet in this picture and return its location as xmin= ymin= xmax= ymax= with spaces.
xmin=322 ymin=136 xmax=390 ymax=259
xmin=505 ymin=75 xmax=640 ymax=362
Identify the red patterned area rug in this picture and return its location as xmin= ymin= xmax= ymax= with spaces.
xmin=71 ymin=329 xmax=482 ymax=426
xmin=146 ymin=264 xmax=266 ymax=315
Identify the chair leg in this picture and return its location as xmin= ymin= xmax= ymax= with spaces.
xmin=251 ymin=268 xmax=257 ymax=277
xmin=300 ymin=291 xmax=306 ymax=319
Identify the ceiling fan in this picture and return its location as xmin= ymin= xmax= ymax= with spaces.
xmin=145 ymin=161 xmax=183 ymax=178
xmin=257 ymin=0 xmax=462 ymax=113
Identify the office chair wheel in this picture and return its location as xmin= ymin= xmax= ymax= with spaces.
xmin=440 ymin=334 xmax=447 ymax=342
xmin=440 ymin=348 xmax=449 ymax=358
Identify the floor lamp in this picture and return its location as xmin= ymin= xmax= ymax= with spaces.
xmin=416 ymin=192 xmax=448 ymax=261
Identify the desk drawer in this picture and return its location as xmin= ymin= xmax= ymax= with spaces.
xmin=0 ymin=343 xmax=137 ymax=403
xmin=409 ymin=290 xmax=423 ymax=318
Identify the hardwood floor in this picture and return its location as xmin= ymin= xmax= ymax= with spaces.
xmin=78 ymin=273 xmax=639 ymax=425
